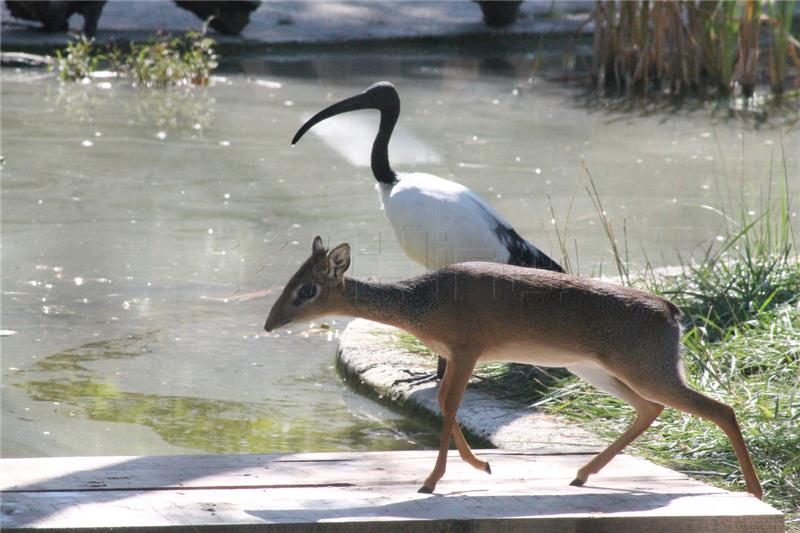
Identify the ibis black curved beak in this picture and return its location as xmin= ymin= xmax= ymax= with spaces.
xmin=291 ymin=81 xmax=399 ymax=145
xmin=291 ymin=81 xmax=400 ymax=185
xmin=292 ymin=93 xmax=370 ymax=145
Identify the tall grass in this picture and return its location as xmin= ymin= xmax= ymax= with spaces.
xmin=591 ymin=0 xmax=800 ymax=97
xmin=768 ymin=0 xmax=800 ymax=94
xmin=655 ymin=159 xmax=796 ymax=335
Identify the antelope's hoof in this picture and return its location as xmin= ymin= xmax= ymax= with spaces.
xmin=417 ymin=485 xmax=434 ymax=494
xmin=569 ymin=477 xmax=585 ymax=487
xmin=484 ymin=462 xmax=492 ymax=475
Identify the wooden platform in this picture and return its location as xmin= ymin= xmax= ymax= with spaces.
xmin=1 ymin=450 xmax=782 ymax=532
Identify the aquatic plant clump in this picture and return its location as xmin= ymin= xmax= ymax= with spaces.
xmin=53 ymin=31 xmax=218 ymax=87
xmin=126 ymin=31 xmax=218 ymax=88
xmin=53 ymin=35 xmax=100 ymax=82
xmin=591 ymin=0 xmax=800 ymax=97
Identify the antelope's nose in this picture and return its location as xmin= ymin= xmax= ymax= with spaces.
xmin=264 ymin=316 xmax=289 ymax=332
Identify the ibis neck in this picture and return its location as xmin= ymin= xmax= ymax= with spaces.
xmin=371 ymin=106 xmax=399 ymax=185
xmin=340 ymin=277 xmax=417 ymax=331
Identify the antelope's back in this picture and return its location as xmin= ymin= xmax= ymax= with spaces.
xmin=412 ymin=262 xmax=681 ymax=353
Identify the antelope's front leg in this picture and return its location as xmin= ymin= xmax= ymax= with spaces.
xmin=418 ymin=355 xmax=477 ymax=493
xmin=436 ymin=358 xmax=490 ymax=474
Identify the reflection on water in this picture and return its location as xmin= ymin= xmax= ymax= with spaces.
xmin=23 ymin=333 xmax=154 ymax=373
xmin=1 ymin=53 xmax=797 ymax=458
xmin=12 ymin=332 xmax=437 ymax=455
xmin=20 ymin=376 xmax=433 ymax=454
xmin=48 ymin=80 xmax=216 ymax=132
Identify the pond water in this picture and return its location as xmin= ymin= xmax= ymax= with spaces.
xmin=1 ymin=53 xmax=797 ymax=457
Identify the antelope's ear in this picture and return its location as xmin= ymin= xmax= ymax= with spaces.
xmin=327 ymin=243 xmax=351 ymax=281
xmin=312 ymin=236 xmax=326 ymax=255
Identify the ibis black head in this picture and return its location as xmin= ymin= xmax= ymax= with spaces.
xmin=291 ymin=82 xmax=400 ymax=184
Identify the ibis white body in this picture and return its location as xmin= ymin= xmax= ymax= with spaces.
xmin=379 ymin=173 xmax=536 ymax=268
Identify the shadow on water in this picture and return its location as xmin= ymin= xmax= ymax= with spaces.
xmin=232 ymin=45 xmax=560 ymax=86
xmin=233 ymin=47 xmax=799 ymax=134
xmin=570 ymin=88 xmax=800 ymax=129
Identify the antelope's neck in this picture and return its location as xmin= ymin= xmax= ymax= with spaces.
xmin=340 ymin=277 xmax=419 ymax=331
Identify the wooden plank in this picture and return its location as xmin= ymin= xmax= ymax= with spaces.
xmin=0 ymin=450 xmax=783 ymax=532
xmin=2 ymin=483 xmax=782 ymax=532
xmin=1 ymin=486 xmax=783 ymax=532
xmin=1 ymin=450 xmax=688 ymax=492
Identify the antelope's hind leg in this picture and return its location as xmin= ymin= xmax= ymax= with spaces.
xmin=624 ymin=376 xmax=763 ymax=499
xmin=568 ymin=362 xmax=664 ymax=487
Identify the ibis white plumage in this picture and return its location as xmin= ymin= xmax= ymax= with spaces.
xmin=292 ymin=81 xmax=564 ymax=380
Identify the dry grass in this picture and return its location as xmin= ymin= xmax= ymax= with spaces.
xmin=591 ymin=0 xmax=800 ymax=98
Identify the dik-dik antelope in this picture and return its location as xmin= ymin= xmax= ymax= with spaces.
xmin=264 ymin=237 xmax=763 ymax=498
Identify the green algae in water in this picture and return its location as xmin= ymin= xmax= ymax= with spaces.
xmin=16 ymin=333 xmax=438 ymax=454
xmin=19 ymin=377 xmax=435 ymax=453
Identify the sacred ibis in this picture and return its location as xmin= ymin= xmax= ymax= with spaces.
xmin=292 ymin=81 xmax=564 ymax=380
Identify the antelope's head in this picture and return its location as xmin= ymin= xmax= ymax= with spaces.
xmin=264 ymin=236 xmax=351 ymax=332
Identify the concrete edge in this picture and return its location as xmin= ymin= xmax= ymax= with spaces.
xmin=0 ymin=1 xmax=594 ymax=54
xmin=336 ymin=318 xmax=603 ymax=454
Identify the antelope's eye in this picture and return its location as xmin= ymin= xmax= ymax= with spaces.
xmin=298 ymin=283 xmax=317 ymax=300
